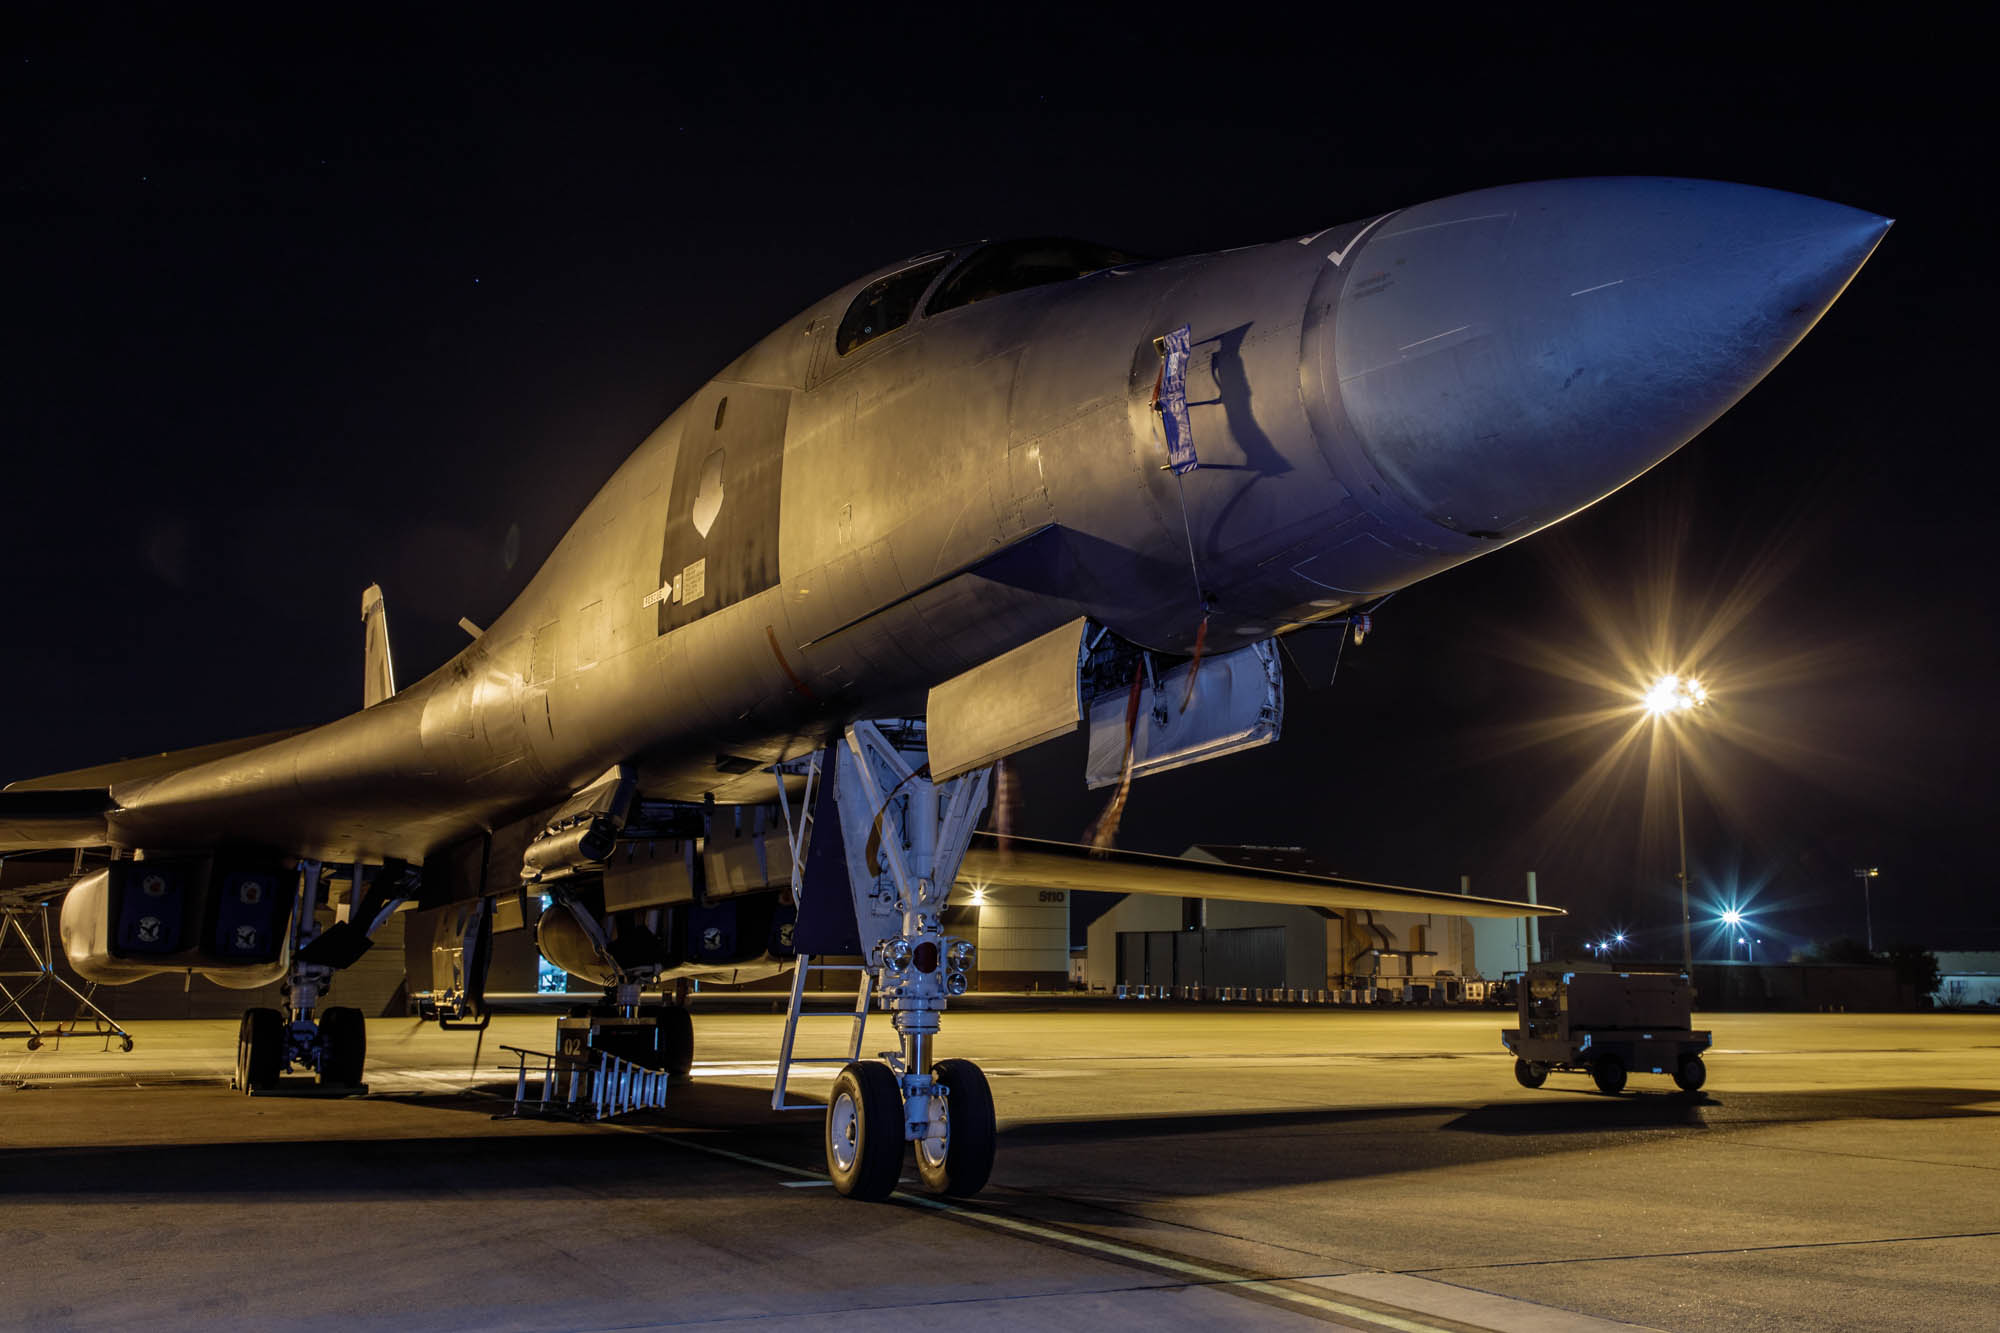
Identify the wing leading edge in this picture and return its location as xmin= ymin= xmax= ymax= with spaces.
xmin=958 ymin=834 xmax=1562 ymax=919
xmin=0 ymin=788 xmax=114 ymax=852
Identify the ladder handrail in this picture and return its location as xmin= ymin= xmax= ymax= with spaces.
xmin=770 ymin=747 xmax=874 ymax=1111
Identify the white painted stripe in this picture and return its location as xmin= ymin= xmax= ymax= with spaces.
xmin=1305 ymin=1273 xmax=1663 ymax=1332
xmin=1569 ymin=278 xmax=1626 ymax=297
xmin=1375 ymin=211 xmax=1512 ymax=239
xmin=1397 ymin=325 xmax=1472 ymax=352
xmin=391 ymin=1068 xmax=1524 ymax=1332
xmin=605 ymin=1121 xmax=1459 ymax=1332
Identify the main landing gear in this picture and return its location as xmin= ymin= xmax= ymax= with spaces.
xmin=235 ymin=860 xmax=380 ymax=1094
xmin=775 ymin=722 xmax=998 ymax=1201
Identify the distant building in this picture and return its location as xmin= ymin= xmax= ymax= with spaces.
xmin=967 ymin=883 xmax=1070 ymax=990
xmin=1934 ymin=952 xmax=2000 ymax=1008
xmin=1081 ymin=846 xmax=1540 ymax=998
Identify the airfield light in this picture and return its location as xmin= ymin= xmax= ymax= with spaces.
xmin=1643 ymin=673 xmax=1708 ymax=716
xmin=1721 ymin=909 xmax=1743 ymax=927
xmin=1643 ymin=670 xmax=1711 ymax=973
xmin=1853 ymin=867 xmax=1881 ymax=952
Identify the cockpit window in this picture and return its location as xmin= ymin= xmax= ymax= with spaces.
xmin=836 ymin=254 xmax=951 ymax=356
xmin=924 ymin=237 xmax=1144 ymax=316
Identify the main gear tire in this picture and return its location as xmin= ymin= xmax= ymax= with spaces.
xmin=653 ymin=1004 xmax=694 ymax=1077
xmin=318 ymin=1006 xmax=367 ymax=1087
xmin=915 ymin=1058 xmax=996 ymax=1198
xmin=826 ymin=1061 xmax=904 ymax=1201
xmin=237 ymin=1007 xmax=283 ymax=1092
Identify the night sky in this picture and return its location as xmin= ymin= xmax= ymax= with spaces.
xmin=7 ymin=13 xmax=1991 ymax=959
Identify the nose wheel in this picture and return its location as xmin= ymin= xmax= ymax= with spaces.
xmin=825 ymin=1058 xmax=996 ymax=1201
xmin=826 ymin=1062 xmax=905 ymax=1200
xmin=914 ymin=1058 xmax=995 ymax=1197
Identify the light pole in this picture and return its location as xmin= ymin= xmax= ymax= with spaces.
xmin=1645 ymin=673 xmax=1709 ymax=975
xmin=1853 ymin=867 xmax=1880 ymax=953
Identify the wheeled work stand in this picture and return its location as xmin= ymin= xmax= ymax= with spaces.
xmin=0 ymin=890 xmax=133 ymax=1052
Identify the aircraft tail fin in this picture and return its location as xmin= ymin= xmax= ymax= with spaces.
xmin=362 ymin=583 xmax=397 ymax=708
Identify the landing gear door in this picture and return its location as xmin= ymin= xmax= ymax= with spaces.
xmin=428 ymin=898 xmax=493 ymax=1028
xmin=1084 ymin=639 xmax=1283 ymax=789
xmin=926 ymin=617 xmax=1088 ymax=781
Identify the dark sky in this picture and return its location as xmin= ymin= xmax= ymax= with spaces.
xmin=6 ymin=12 xmax=1992 ymax=958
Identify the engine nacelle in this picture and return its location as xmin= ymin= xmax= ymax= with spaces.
xmin=535 ymin=905 xmax=618 ymax=987
xmin=534 ymin=892 xmax=796 ymax=986
xmin=60 ymin=860 xmax=292 ymax=989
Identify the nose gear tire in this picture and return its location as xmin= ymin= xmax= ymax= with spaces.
xmin=826 ymin=1061 xmax=904 ymax=1201
xmin=915 ymin=1058 xmax=995 ymax=1198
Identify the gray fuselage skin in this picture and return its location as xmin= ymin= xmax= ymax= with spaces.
xmin=102 ymin=178 xmax=1889 ymax=866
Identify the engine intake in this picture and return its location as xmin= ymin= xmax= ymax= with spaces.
xmin=59 ymin=859 xmax=292 ymax=988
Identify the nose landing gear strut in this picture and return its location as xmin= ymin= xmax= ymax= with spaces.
xmin=774 ymin=722 xmax=996 ymax=1200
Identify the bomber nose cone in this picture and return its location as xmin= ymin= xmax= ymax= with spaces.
xmin=1309 ymin=178 xmax=1891 ymax=541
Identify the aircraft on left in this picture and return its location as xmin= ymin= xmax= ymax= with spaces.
xmin=4 ymin=178 xmax=1882 ymax=1195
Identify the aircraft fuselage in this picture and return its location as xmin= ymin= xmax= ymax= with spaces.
xmin=102 ymin=178 xmax=1890 ymax=865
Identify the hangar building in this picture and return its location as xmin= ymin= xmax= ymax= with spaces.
xmin=1082 ymin=847 xmax=1541 ymax=998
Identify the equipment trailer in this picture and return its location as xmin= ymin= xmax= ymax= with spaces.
xmin=1502 ymin=965 xmax=1711 ymax=1094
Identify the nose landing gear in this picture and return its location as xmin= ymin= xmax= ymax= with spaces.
xmin=773 ymin=723 xmax=999 ymax=1201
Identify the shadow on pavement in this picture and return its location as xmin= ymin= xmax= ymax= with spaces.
xmin=1444 ymin=1084 xmax=2000 ymax=1135
xmin=1445 ymin=1093 xmax=1713 ymax=1133
xmin=11 ymin=1080 xmax=1996 ymax=1206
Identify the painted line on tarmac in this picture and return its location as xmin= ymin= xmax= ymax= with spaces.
xmin=608 ymin=1122 xmax=1468 ymax=1332
xmin=394 ymin=1069 xmax=1457 ymax=1330
xmin=393 ymin=1068 xmax=1604 ymax=1332
xmin=1402 ymin=1227 xmax=2000 ymax=1273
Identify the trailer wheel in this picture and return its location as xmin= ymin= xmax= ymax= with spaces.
xmin=1591 ymin=1056 xmax=1627 ymax=1095
xmin=1673 ymin=1055 xmax=1707 ymax=1092
xmin=1513 ymin=1058 xmax=1548 ymax=1089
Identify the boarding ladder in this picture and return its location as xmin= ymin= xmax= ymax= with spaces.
xmin=770 ymin=749 xmax=873 ymax=1111
xmin=494 ymin=1045 xmax=671 ymax=1120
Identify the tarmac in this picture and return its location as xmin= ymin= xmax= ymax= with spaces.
xmin=3 ymin=1005 xmax=1996 ymax=1331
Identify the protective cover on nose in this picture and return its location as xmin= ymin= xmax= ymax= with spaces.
xmin=1305 ymin=178 xmax=1890 ymax=541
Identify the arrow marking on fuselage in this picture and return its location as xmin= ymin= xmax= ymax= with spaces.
xmin=1325 ymin=211 xmax=1399 ymax=267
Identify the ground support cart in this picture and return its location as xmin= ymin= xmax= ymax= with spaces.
xmin=1501 ymin=965 xmax=1712 ymax=1094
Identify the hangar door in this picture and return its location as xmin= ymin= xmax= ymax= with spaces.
xmin=1116 ymin=926 xmax=1285 ymax=991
